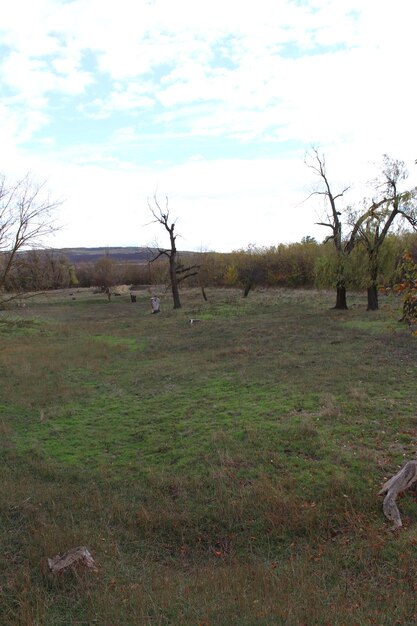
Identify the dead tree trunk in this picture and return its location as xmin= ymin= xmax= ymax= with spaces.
xmin=169 ymin=252 xmax=181 ymax=309
xmin=379 ymin=461 xmax=417 ymax=529
xmin=148 ymin=196 xmax=199 ymax=310
xmin=306 ymin=148 xmax=351 ymax=310
xmin=48 ymin=546 xmax=97 ymax=574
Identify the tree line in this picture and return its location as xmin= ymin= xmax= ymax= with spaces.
xmin=1 ymin=218 xmax=417 ymax=306
xmin=305 ymin=150 xmax=417 ymax=311
xmin=1 ymin=151 xmax=416 ymax=311
xmin=138 ymin=151 xmax=416 ymax=310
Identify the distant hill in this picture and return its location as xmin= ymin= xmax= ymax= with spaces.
xmin=54 ymin=247 xmax=197 ymax=265
xmin=55 ymin=247 xmax=157 ymax=265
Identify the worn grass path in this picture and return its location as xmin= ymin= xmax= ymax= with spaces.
xmin=1 ymin=287 xmax=417 ymax=625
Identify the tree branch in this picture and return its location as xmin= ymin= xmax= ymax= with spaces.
xmin=315 ymin=221 xmax=335 ymax=230
xmin=149 ymin=248 xmax=171 ymax=262
xmin=176 ymin=264 xmax=201 ymax=274
xmin=177 ymin=271 xmax=199 ymax=284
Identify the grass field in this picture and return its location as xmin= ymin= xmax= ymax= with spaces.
xmin=1 ymin=286 xmax=417 ymax=625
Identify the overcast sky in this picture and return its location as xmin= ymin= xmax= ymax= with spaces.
xmin=1 ymin=0 xmax=416 ymax=252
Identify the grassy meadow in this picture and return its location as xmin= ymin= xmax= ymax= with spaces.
xmin=1 ymin=286 xmax=417 ymax=625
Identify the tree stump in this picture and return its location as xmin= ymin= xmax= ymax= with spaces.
xmin=48 ymin=546 xmax=97 ymax=574
xmin=379 ymin=461 xmax=417 ymax=529
xmin=150 ymin=296 xmax=160 ymax=313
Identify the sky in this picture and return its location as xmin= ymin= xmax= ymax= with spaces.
xmin=1 ymin=0 xmax=416 ymax=252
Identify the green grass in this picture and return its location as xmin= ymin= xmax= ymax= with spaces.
xmin=2 ymin=287 xmax=417 ymax=624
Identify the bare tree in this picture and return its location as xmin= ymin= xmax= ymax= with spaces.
xmin=306 ymin=148 xmax=354 ymax=309
xmin=306 ymin=147 xmax=380 ymax=309
xmin=0 ymin=173 xmax=61 ymax=305
xmin=355 ymin=156 xmax=417 ymax=310
xmin=148 ymin=195 xmax=199 ymax=309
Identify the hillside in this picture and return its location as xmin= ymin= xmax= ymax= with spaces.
xmin=54 ymin=246 xmax=199 ymax=265
xmin=56 ymin=246 xmax=156 ymax=265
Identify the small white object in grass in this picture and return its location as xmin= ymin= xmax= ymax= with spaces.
xmin=150 ymin=296 xmax=160 ymax=313
xmin=48 ymin=546 xmax=97 ymax=574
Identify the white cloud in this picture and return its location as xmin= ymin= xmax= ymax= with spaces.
xmin=0 ymin=0 xmax=416 ymax=251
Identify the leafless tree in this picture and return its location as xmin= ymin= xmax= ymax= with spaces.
xmin=305 ymin=147 xmax=379 ymax=309
xmin=148 ymin=195 xmax=199 ymax=309
xmin=0 ymin=173 xmax=61 ymax=305
xmin=354 ymin=156 xmax=417 ymax=310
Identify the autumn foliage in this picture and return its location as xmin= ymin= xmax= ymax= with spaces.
xmin=394 ymin=251 xmax=417 ymax=327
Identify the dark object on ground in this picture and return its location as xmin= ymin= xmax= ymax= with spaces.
xmin=130 ymin=294 xmax=137 ymax=303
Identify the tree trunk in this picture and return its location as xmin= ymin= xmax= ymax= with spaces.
xmin=367 ymin=253 xmax=379 ymax=311
xmin=243 ymin=281 xmax=252 ymax=298
xmin=334 ymin=259 xmax=348 ymax=309
xmin=201 ymin=286 xmax=208 ymax=301
xmin=334 ymin=285 xmax=348 ymax=310
xmin=367 ymin=286 xmax=379 ymax=311
xmin=169 ymin=256 xmax=181 ymax=309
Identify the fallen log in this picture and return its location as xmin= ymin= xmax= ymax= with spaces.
xmin=379 ymin=461 xmax=417 ymax=529
xmin=48 ymin=546 xmax=97 ymax=574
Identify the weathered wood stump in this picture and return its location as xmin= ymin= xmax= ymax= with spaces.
xmin=150 ymin=296 xmax=160 ymax=313
xmin=379 ymin=461 xmax=417 ymax=529
xmin=48 ymin=546 xmax=97 ymax=574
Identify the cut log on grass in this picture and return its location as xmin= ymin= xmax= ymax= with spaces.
xmin=379 ymin=461 xmax=417 ymax=529
xmin=48 ymin=546 xmax=97 ymax=574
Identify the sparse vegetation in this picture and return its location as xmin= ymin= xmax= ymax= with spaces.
xmin=2 ymin=287 xmax=417 ymax=624
xmin=0 ymin=173 xmax=61 ymax=305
